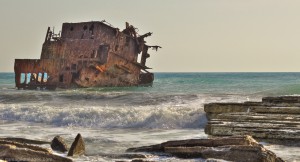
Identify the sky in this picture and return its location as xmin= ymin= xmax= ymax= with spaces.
xmin=1 ymin=0 xmax=300 ymax=72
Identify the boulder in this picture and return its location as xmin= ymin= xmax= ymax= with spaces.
xmin=51 ymin=136 xmax=68 ymax=152
xmin=67 ymin=133 xmax=85 ymax=156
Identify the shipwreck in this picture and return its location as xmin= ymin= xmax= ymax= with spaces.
xmin=14 ymin=21 xmax=160 ymax=90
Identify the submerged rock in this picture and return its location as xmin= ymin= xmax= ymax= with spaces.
xmin=126 ymin=135 xmax=283 ymax=162
xmin=51 ymin=136 xmax=69 ymax=152
xmin=67 ymin=133 xmax=85 ymax=156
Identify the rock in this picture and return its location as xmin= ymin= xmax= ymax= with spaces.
xmin=127 ymin=144 xmax=163 ymax=153
xmin=67 ymin=133 xmax=85 ymax=156
xmin=262 ymin=96 xmax=300 ymax=106
xmin=205 ymin=158 xmax=231 ymax=162
xmin=51 ymin=136 xmax=68 ymax=152
xmin=126 ymin=136 xmax=283 ymax=162
xmin=127 ymin=135 xmax=259 ymax=152
xmin=165 ymin=145 xmax=283 ymax=162
xmin=130 ymin=160 xmax=155 ymax=162
xmin=0 ymin=137 xmax=50 ymax=145
xmin=204 ymin=97 xmax=300 ymax=139
xmin=0 ymin=144 xmax=73 ymax=162
xmin=100 ymin=153 xmax=153 ymax=159
xmin=0 ymin=139 xmax=51 ymax=153
xmin=116 ymin=160 xmax=155 ymax=162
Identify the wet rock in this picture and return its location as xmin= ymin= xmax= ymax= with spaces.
xmin=126 ymin=136 xmax=283 ymax=162
xmin=130 ymin=160 xmax=155 ymax=162
xmin=165 ymin=145 xmax=283 ymax=162
xmin=51 ymin=136 xmax=68 ymax=152
xmin=205 ymin=159 xmax=231 ymax=162
xmin=204 ymin=97 xmax=300 ymax=139
xmin=116 ymin=160 xmax=155 ymax=162
xmin=67 ymin=133 xmax=85 ymax=156
xmin=127 ymin=144 xmax=163 ymax=153
xmin=0 ymin=137 xmax=50 ymax=145
xmin=262 ymin=96 xmax=300 ymax=106
xmin=0 ymin=139 xmax=51 ymax=153
xmin=127 ymin=135 xmax=259 ymax=152
xmin=100 ymin=153 xmax=153 ymax=159
xmin=0 ymin=144 xmax=73 ymax=162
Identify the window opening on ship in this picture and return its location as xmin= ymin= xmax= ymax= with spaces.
xmin=97 ymin=45 xmax=109 ymax=64
xmin=89 ymin=24 xmax=94 ymax=34
xmin=44 ymin=73 xmax=48 ymax=82
xmin=65 ymin=66 xmax=70 ymax=71
xmin=83 ymin=25 xmax=88 ymax=30
xmin=59 ymin=74 xmax=64 ymax=82
xmin=71 ymin=64 xmax=77 ymax=71
xmin=125 ymin=36 xmax=130 ymax=46
xmin=38 ymin=73 xmax=43 ymax=83
xmin=91 ymin=50 xmax=96 ymax=58
xmin=26 ymin=73 xmax=31 ymax=84
xmin=20 ymin=73 xmax=25 ymax=84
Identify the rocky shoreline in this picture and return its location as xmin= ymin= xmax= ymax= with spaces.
xmin=1 ymin=96 xmax=299 ymax=162
xmin=204 ymin=96 xmax=300 ymax=140
xmin=126 ymin=135 xmax=284 ymax=162
xmin=0 ymin=135 xmax=285 ymax=162
xmin=0 ymin=134 xmax=85 ymax=162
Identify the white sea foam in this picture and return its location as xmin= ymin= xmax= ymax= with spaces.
xmin=0 ymin=104 xmax=205 ymax=129
xmin=0 ymin=93 xmax=256 ymax=129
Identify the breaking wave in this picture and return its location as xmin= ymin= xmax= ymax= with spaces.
xmin=0 ymin=91 xmax=253 ymax=129
xmin=0 ymin=104 xmax=206 ymax=129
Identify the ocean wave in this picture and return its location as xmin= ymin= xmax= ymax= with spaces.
xmin=0 ymin=90 xmax=199 ymax=107
xmin=0 ymin=103 xmax=207 ymax=129
xmin=0 ymin=93 xmax=255 ymax=129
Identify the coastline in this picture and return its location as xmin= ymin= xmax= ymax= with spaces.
xmin=0 ymin=73 xmax=300 ymax=161
xmin=0 ymin=110 xmax=299 ymax=162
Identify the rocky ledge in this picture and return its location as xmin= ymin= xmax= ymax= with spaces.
xmin=0 ymin=133 xmax=85 ymax=162
xmin=126 ymin=135 xmax=283 ymax=162
xmin=204 ymin=96 xmax=300 ymax=140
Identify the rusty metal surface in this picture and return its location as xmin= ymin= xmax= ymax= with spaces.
xmin=14 ymin=21 xmax=160 ymax=89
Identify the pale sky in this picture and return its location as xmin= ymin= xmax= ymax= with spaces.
xmin=1 ymin=0 xmax=300 ymax=72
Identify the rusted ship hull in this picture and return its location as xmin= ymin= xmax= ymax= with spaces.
xmin=14 ymin=21 xmax=160 ymax=90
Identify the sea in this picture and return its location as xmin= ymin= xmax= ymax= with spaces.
xmin=0 ymin=72 xmax=299 ymax=162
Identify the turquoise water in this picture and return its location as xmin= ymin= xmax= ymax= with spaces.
xmin=3 ymin=72 xmax=300 ymax=95
xmin=1 ymin=72 xmax=300 ymax=128
xmin=153 ymin=72 xmax=300 ymax=95
xmin=0 ymin=72 xmax=299 ymax=161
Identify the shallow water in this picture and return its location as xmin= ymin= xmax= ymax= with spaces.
xmin=0 ymin=72 xmax=299 ymax=161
